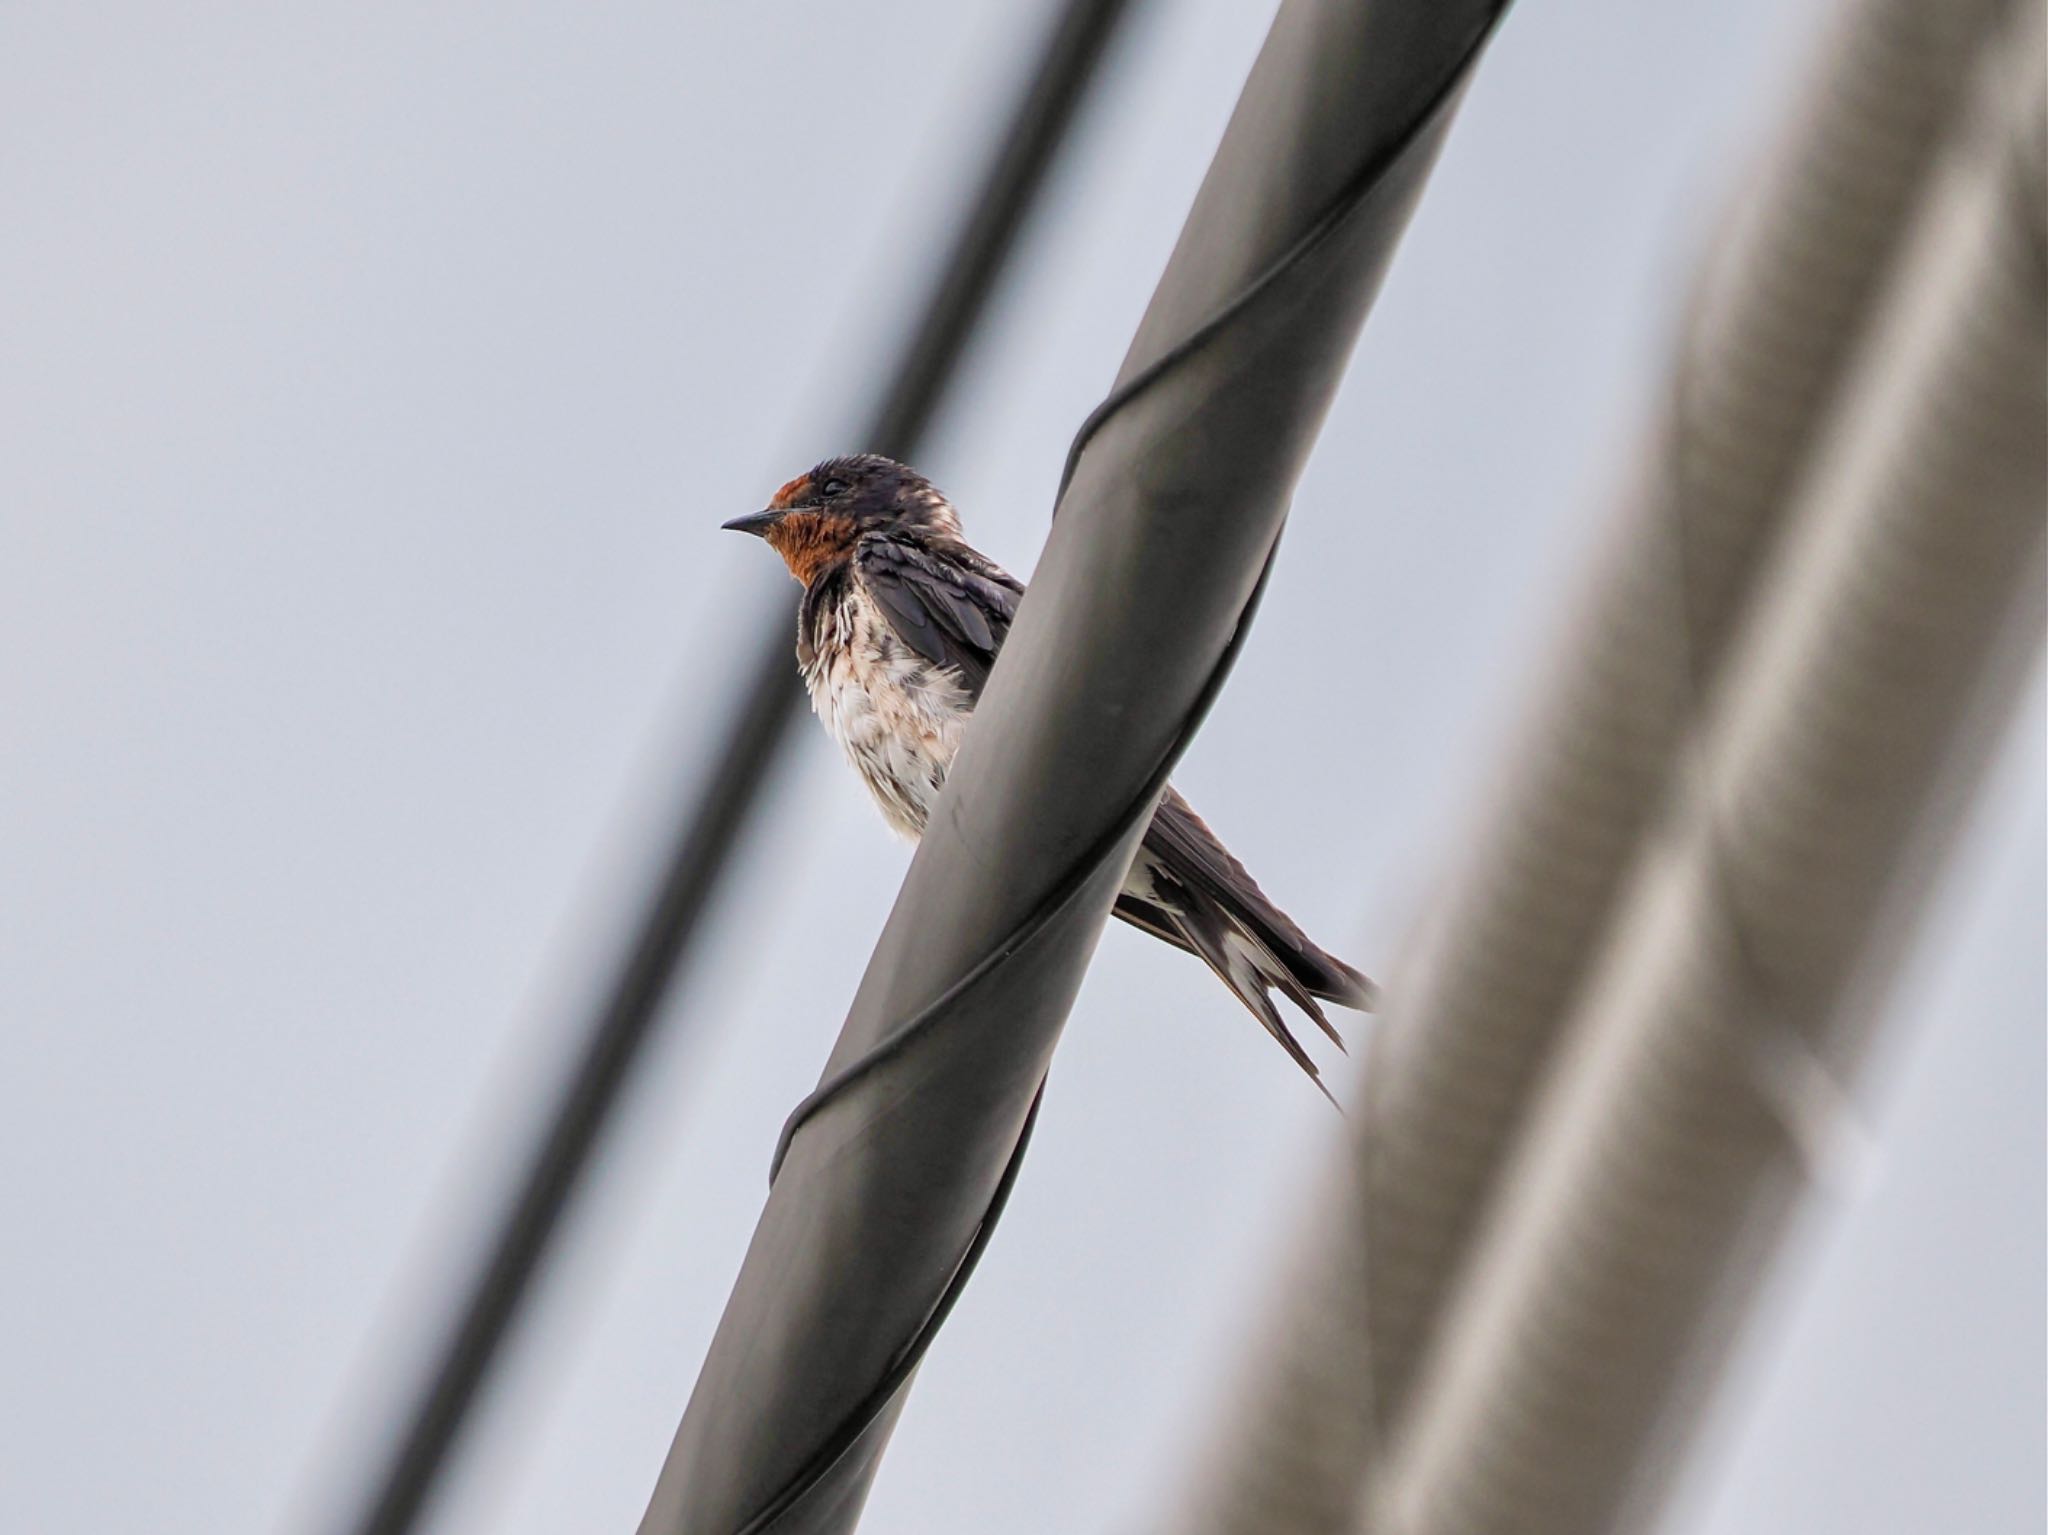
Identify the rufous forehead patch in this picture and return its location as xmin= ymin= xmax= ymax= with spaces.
xmin=769 ymin=473 xmax=811 ymax=510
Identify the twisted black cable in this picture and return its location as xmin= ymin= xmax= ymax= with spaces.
xmin=738 ymin=14 xmax=1512 ymax=1527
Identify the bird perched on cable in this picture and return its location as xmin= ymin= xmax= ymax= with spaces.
xmin=724 ymin=453 xmax=1374 ymax=1095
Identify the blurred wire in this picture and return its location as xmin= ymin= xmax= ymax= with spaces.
xmin=638 ymin=4 xmax=1514 ymax=1531
xmin=1371 ymin=14 xmax=2045 ymax=1528
xmin=332 ymin=4 xmax=1140 ymax=1533
xmin=1165 ymin=0 xmax=2042 ymax=1530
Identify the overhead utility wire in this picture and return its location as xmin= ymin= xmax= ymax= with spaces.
xmin=1167 ymin=0 xmax=2040 ymax=1530
xmin=331 ymin=4 xmax=1140 ymax=1533
xmin=638 ymin=4 xmax=1516 ymax=1532
xmin=1368 ymin=13 xmax=2045 ymax=1529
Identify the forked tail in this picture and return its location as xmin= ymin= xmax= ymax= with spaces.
xmin=1114 ymin=788 xmax=1377 ymax=1099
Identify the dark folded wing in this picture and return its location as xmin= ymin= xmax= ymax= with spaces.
xmin=1137 ymin=788 xmax=1376 ymax=1010
xmin=855 ymin=536 xmax=1023 ymax=697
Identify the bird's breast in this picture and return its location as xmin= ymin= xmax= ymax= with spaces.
xmin=802 ymin=587 xmax=971 ymax=839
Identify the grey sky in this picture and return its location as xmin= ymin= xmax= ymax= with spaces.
xmin=0 ymin=3 xmax=2037 ymax=1533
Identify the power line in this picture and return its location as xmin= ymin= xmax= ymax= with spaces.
xmin=1370 ymin=16 xmax=2044 ymax=1527
xmin=1169 ymin=0 xmax=2043 ymax=1528
xmin=331 ymin=4 xmax=1140 ymax=1532
xmin=637 ymin=4 xmax=1515 ymax=1530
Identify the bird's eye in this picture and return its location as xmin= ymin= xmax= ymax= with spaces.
xmin=819 ymin=477 xmax=849 ymax=498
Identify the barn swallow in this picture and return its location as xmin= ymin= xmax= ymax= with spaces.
xmin=725 ymin=453 xmax=1375 ymax=1095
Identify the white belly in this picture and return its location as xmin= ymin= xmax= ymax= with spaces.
xmin=804 ymin=595 xmax=971 ymax=839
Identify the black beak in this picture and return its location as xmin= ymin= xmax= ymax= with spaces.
xmin=721 ymin=507 xmax=786 ymax=537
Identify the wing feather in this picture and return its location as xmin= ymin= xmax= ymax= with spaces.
xmin=855 ymin=536 xmax=1022 ymax=696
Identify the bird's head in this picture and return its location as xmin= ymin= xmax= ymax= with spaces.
xmin=722 ymin=454 xmax=959 ymax=584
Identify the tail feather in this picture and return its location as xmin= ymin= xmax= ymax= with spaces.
xmin=1170 ymin=890 xmax=1337 ymax=1107
xmin=1115 ymin=787 xmax=1376 ymax=1093
xmin=1241 ymin=932 xmax=1346 ymax=1054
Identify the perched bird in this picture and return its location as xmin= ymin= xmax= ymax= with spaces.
xmin=724 ymin=453 xmax=1374 ymax=1094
